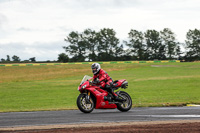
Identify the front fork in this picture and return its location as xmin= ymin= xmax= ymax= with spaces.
xmin=85 ymin=91 xmax=91 ymax=104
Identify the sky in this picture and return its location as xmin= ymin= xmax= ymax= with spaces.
xmin=0 ymin=0 xmax=200 ymax=61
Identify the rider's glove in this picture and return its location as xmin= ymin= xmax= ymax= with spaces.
xmin=96 ymin=78 xmax=100 ymax=83
xmin=93 ymin=78 xmax=100 ymax=84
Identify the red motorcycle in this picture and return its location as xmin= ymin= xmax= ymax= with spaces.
xmin=77 ymin=75 xmax=132 ymax=113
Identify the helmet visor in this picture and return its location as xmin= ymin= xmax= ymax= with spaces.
xmin=92 ymin=68 xmax=97 ymax=74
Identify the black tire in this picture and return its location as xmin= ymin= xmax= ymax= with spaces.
xmin=77 ymin=94 xmax=94 ymax=113
xmin=116 ymin=91 xmax=132 ymax=112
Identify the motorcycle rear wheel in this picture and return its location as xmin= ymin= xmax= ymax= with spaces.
xmin=116 ymin=91 xmax=132 ymax=112
xmin=77 ymin=94 xmax=94 ymax=113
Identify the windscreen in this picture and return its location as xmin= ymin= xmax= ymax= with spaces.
xmin=80 ymin=75 xmax=92 ymax=85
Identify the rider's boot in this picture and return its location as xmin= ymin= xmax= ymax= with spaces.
xmin=110 ymin=89 xmax=125 ymax=102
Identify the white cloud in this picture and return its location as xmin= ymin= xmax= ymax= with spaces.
xmin=0 ymin=0 xmax=200 ymax=61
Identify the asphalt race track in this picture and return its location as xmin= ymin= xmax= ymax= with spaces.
xmin=0 ymin=106 xmax=200 ymax=130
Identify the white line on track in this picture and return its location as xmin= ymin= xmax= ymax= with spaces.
xmin=128 ymin=115 xmax=200 ymax=118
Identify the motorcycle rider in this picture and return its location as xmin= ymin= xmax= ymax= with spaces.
xmin=91 ymin=63 xmax=123 ymax=102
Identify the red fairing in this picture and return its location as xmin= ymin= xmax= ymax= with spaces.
xmin=86 ymin=86 xmax=117 ymax=109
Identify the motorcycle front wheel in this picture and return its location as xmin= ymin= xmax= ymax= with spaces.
xmin=77 ymin=93 xmax=94 ymax=113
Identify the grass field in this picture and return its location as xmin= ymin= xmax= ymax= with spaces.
xmin=0 ymin=62 xmax=200 ymax=112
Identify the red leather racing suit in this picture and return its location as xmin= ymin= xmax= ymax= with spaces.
xmin=92 ymin=69 xmax=113 ymax=89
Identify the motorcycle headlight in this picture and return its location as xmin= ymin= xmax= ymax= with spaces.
xmin=81 ymin=85 xmax=87 ymax=90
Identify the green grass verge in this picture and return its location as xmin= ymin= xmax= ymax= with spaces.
xmin=0 ymin=62 xmax=200 ymax=112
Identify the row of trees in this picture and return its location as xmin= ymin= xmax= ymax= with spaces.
xmin=1 ymin=55 xmax=36 ymax=63
xmin=1 ymin=28 xmax=199 ymax=63
xmin=62 ymin=28 xmax=200 ymax=62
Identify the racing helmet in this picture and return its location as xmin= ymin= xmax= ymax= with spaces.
xmin=91 ymin=63 xmax=101 ymax=75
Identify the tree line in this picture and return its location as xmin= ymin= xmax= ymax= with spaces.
xmin=1 ymin=28 xmax=199 ymax=63
xmin=1 ymin=55 xmax=36 ymax=63
xmin=61 ymin=28 xmax=200 ymax=62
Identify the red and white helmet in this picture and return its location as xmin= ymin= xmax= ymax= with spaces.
xmin=91 ymin=63 xmax=101 ymax=75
